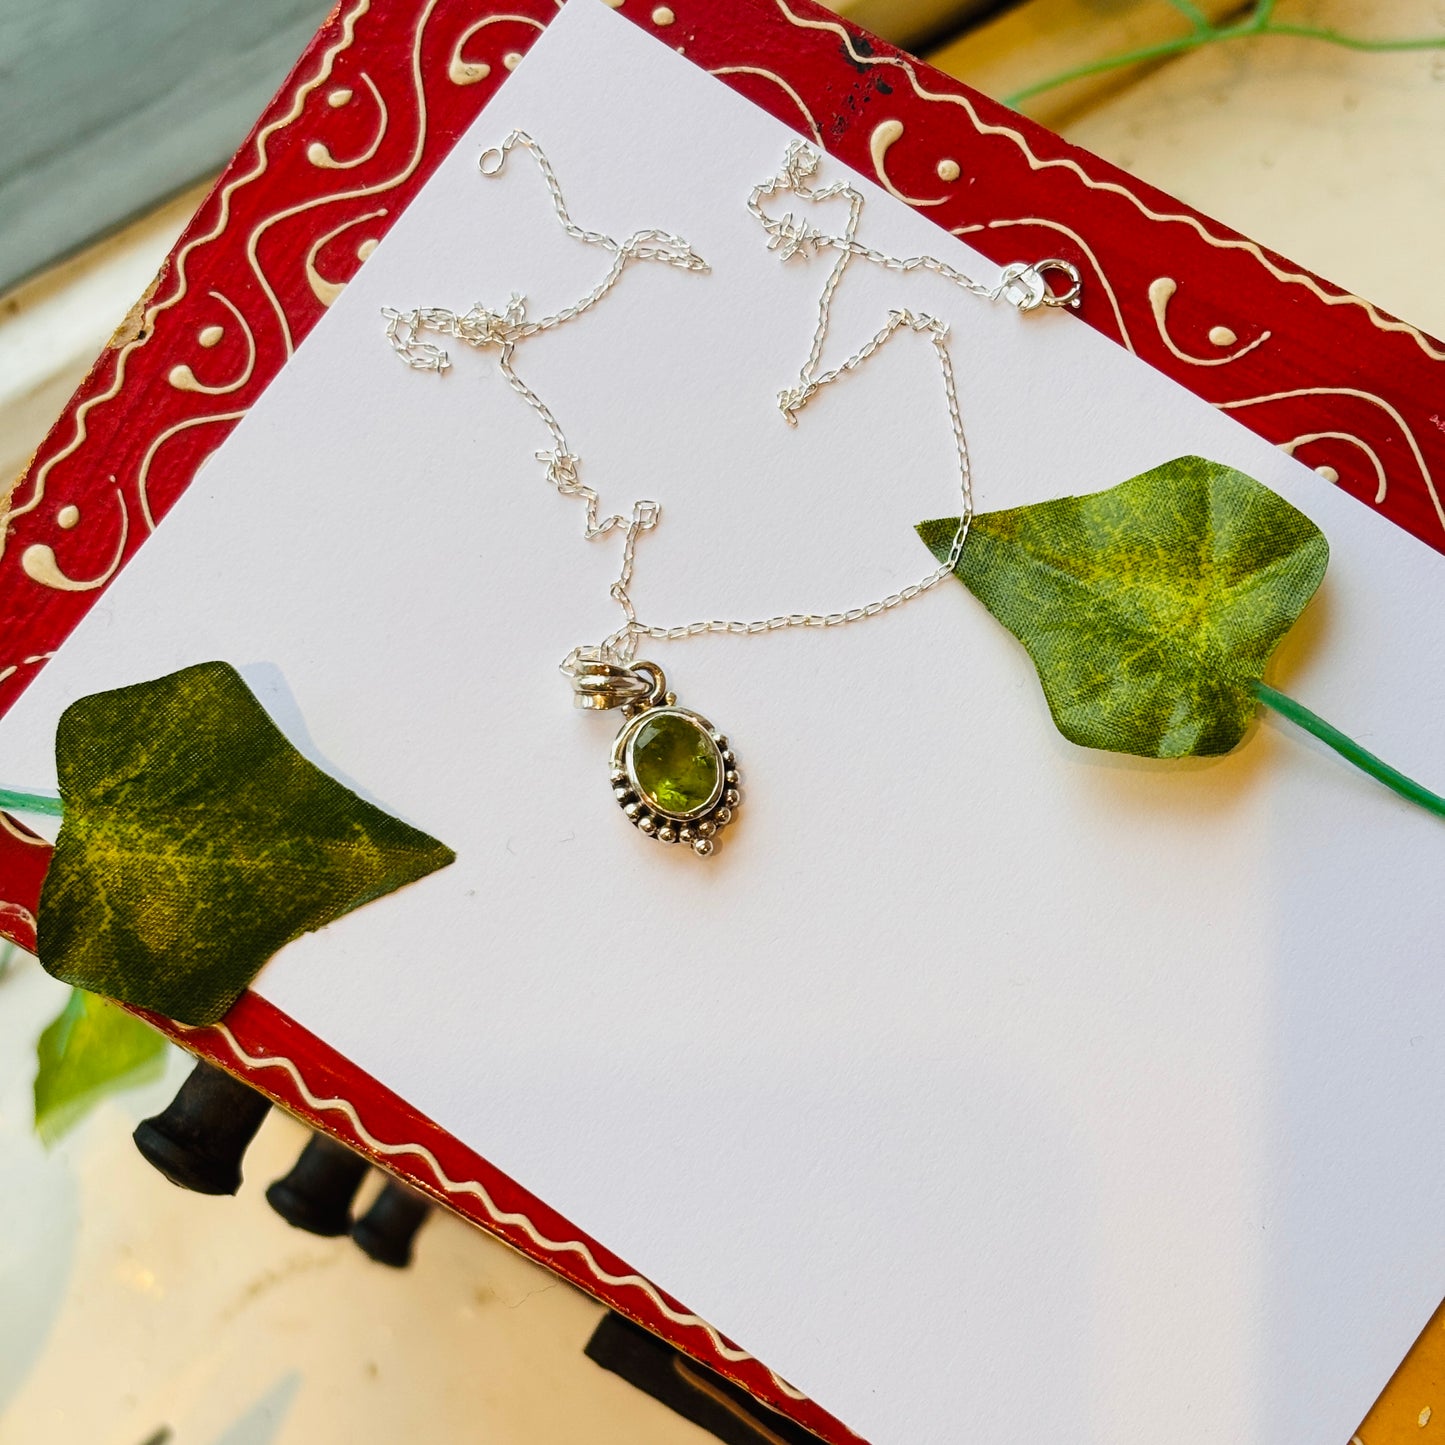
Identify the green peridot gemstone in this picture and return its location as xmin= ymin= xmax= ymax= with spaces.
xmin=630 ymin=711 xmax=722 ymax=817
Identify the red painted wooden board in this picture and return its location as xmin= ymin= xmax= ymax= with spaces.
xmin=3 ymin=0 xmax=1444 ymax=1436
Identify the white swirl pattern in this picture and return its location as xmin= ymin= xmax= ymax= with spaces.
xmin=869 ymin=120 xmax=949 ymax=207
xmin=709 ymin=66 xmax=823 ymax=145
xmin=0 ymin=0 xmax=378 ymax=584
xmin=167 ymin=291 xmax=256 ymax=395
xmin=307 ymin=74 xmax=389 ymax=170
xmin=776 ymin=0 xmax=1445 ymax=363
xmin=189 ymin=1019 xmax=820 ymax=1410
xmin=1221 ymin=387 xmax=1441 ymax=524
xmin=20 ymin=487 xmax=129 ymax=591
xmin=1149 ymin=277 xmax=1269 ymax=367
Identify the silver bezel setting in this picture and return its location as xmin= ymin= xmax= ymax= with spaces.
xmin=609 ymin=705 xmax=740 ymax=856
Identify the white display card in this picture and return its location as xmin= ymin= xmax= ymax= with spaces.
xmin=6 ymin=2 xmax=1445 ymax=1440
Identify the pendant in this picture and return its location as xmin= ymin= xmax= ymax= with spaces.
xmin=568 ymin=654 xmax=740 ymax=856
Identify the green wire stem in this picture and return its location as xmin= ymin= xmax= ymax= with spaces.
xmin=5 ymin=688 xmax=1439 ymax=825
xmin=0 ymin=788 xmax=64 ymax=819
xmin=1254 ymin=681 xmax=1445 ymax=821
xmin=1003 ymin=0 xmax=1445 ymax=110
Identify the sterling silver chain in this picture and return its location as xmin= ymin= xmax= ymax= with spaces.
xmin=382 ymin=130 xmax=1080 ymax=675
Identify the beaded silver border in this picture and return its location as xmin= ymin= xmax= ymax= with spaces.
xmin=609 ymin=706 xmax=740 ymax=857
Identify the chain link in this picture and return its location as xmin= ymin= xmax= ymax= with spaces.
xmin=381 ymin=131 xmax=1076 ymax=672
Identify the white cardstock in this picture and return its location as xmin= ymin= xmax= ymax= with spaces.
xmin=6 ymin=3 xmax=1445 ymax=1440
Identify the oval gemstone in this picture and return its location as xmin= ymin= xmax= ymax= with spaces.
xmin=630 ymin=711 xmax=722 ymax=817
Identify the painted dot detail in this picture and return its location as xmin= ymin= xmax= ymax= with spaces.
xmin=57 ymin=505 xmax=80 ymax=530
xmin=198 ymin=324 xmax=223 ymax=348
xmin=1316 ymin=465 xmax=1339 ymax=483
xmin=1208 ymin=325 xmax=1237 ymax=347
xmin=327 ymin=87 xmax=352 ymax=107
xmin=652 ymin=5 xmax=675 ymax=22
xmin=936 ymin=158 xmax=960 ymax=182
xmin=503 ymin=51 xmax=522 ymax=69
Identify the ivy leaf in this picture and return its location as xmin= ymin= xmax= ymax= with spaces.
xmin=38 ymin=661 xmax=456 ymax=1025
xmin=34 ymin=987 xmax=168 ymax=1145
xmin=918 ymin=456 xmax=1329 ymax=758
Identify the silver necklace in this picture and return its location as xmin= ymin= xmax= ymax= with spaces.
xmin=383 ymin=130 xmax=1080 ymax=855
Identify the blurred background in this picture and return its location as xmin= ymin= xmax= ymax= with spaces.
xmin=4 ymin=2 xmax=1445 ymax=1442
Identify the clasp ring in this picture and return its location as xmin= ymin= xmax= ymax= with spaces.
xmin=997 ymin=258 xmax=1083 ymax=313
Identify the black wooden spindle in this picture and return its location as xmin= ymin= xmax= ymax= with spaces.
xmin=351 ymin=1180 xmax=431 ymax=1267
xmin=132 ymin=1059 xmax=271 ymax=1195
xmin=266 ymin=1133 xmax=371 ymax=1236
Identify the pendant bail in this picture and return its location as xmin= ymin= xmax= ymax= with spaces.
xmin=564 ymin=649 xmax=667 ymax=710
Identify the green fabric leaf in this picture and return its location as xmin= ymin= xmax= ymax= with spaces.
xmin=918 ymin=456 xmax=1329 ymax=758
xmin=34 ymin=987 xmax=167 ymax=1145
xmin=38 ymin=661 xmax=455 ymax=1025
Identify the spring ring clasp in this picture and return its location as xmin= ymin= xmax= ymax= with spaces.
xmin=996 ymin=258 xmax=1083 ymax=313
